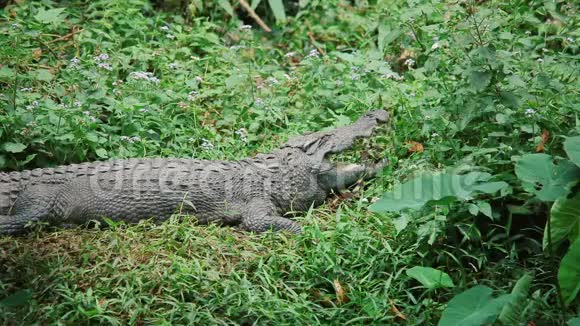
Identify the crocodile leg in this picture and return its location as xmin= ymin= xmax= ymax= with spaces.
xmin=239 ymin=199 xmax=301 ymax=233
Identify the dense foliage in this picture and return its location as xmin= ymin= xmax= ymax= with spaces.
xmin=0 ymin=0 xmax=578 ymax=324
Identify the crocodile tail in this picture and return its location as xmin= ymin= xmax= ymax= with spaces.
xmin=0 ymin=214 xmax=26 ymax=235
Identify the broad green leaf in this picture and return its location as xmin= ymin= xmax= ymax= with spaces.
xmin=498 ymin=273 xmax=533 ymax=325
xmin=216 ymin=0 xmax=234 ymax=16
xmin=251 ymin=0 xmax=262 ymax=10
xmin=564 ymin=136 xmax=580 ymax=168
xmin=36 ymin=69 xmax=54 ymax=82
xmin=369 ymin=172 xmax=504 ymax=213
xmin=438 ymin=285 xmax=513 ymax=326
xmin=469 ymin=70 xmax=491 ymax=92
xmin=558 ymin=239 xmax=580 ymax=305
xmin=544 ymin=191 xmax=580 ymax=251
xmin=225 ymin=74 xmax=246 ymax=88
xmin=406 ymin=266 xmax=454 ymax=289
xmin=500 ymin=91 xmax=521 ymax=109
xmin=3 ymin=142 xmax=27 ymax=153
xmin=476 ymin=201 xmax=493 ymax=219
xmin=472 ymin=181 xmax=508 ymax=194
xmin=392 ymin=214 xmax=409 ymax=235
xmin=0 ymin=67 xmax=14 ymax=80
xmin=569 ymin=317 xmax=580 ymax=326
xmin=378 ymin=24 xmax=401 ymax=51
xmin=268 ymin=0 xmax=287 ymax=22
xmin=515 ymin=154 xmax=580 ymax=201
xmin=0 ymin=289 xmax=32 ymax=307
xmin=34 ymin=8 xmax=66 ymax=24
xmin=95 ymin=148 xmax=108 ymax=158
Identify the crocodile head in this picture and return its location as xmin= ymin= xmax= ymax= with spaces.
xmin=281 ymin=110 xmax=389 ymax=192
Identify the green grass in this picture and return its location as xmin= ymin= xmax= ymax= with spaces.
xmin=1 ymin=0 xmax=578 ymax=324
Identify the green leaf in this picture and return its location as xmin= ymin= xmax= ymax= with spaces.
xmin=472 ymin=181 xmax=508 ymax=194
xmin=438 ymin=285 xmax=513 ymax=326
xmin=268 ymin=0 xmax=287 ymax=22
xmin=476 ymin=201 xmax=493 ymax=219
xmin=568 ymin=317 xmax=580 ymax=326
xmin=34 ymin=8 xmax=66 ymax=24
xmin=500 ymin=91 xmax=521 ymax=109
xmin=378 ymin=24 xmax=401 ymax=51
xmin=0 ymin=289 xmax=32 ymax=308
xmin=3 ymin=142 xmax=27 ymax=153
xmin=95 ymin=148 xmax=108 ymax=158
xmin=0 ymin=67 xmax=15 ymax=80
xmin=515 ymin=154 xmax=580 ymax=201
xmin=369 ymin=172 xmax=504 ymax=213
xmin=564 ymin=136 xmax=580 ymax=168
xmin=391 ymin=214 xmax=409 ymax=235
xmin=469 ymin=70 xmax=492 ymax=92
xmin=498 ymin=273 xmax=533 ymax=325
xmin=558 ymin=239 xmax=580 ymax=305
xmin=216 ymin=0 xmax=234 ymax=16
xmin=406 ymin=266 xmax=454 ymax=289
xmin=544 ymin=191 xmax=580 ymax=251
xmin=35 ymin=69 xmax=54 ymax=82
xmin=225 ymin=74 xmax=246 ymax=88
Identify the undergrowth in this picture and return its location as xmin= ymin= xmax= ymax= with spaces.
xmin=0 ymin=0 xmax=578 ymax=324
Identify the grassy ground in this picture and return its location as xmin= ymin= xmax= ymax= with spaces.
xmin=0 ymin=0 xmax=578 ymax=324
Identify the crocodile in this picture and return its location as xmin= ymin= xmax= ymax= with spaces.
xmin=0 ymin=110 xmax=388 ymax=235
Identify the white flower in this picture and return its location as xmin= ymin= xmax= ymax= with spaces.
xmin=97 ymin=63 xmax=113 ymax=71
xmin=166 ymin=34 xmax=175 ymax=39
xmin=537 ymin=58 xmax=544 ymax=63
xmin=431 ymin=42 xmax=440 ymax=50
xmin=566 ymin=37 xmax=574 ymax=43
xmin=431 ymin=132 xmax=439 ymax=137
xmin=524 ymin=108 xmax=536 ymax=117
xmin=195 ymin=76 xmax=203 ymax=82
xmin=112 ymin=80 xmax=123 ymax=86
xmin=284 ymin=52 xmax=296 ymax=58
xmin=254 ymin=98 xmax=264 ymax=106
xmin=381 ymin=71 xmax=403 ymax=81
xmin=350 ymin=74 xmax=360 ymax=81
xmin=229 ymin=45 xmax=245 ymax=51
xmin=95 ymin=53 xmax=109 ymax=61
xmin=266 ymin=77 xmax=279 ymax=86
xmin=201 ymin=138 xmax=214 ymax=150
xmin=335 ymin=80 xmax=344 ymax=87
xmin=83 ymin=111 xmax=91 ymax=116
xmin=74 ymin=100 xmax=82 ymax=107
xmin=235 ymin=128 xmax=248 ymax=142
xmin=11 ymin=23 xmax=19 ymax=29
xmin=70 ymin=57 xmax=81 ymax=64
xmin=139 ymin=108 xmax=149 ymax=113
xmin=121 ymin=136 xmax=140 ymax=143
xmin=160 ymin=26 xmax=170 ymax=31
xmin=19 ymin=87 xmax=33 ymax=92
xmin=307 ymin=49 xmax=320 ymax=58
xmin=404 ymin=58 xmax=415 ymax=67
xmin=168 ymin=62 xmax=179 ymax=69
xmin=25 ymin=101 xmax=39 ymax=110
xmin=525 ymin=31 xmax=531 ymax=35
xmin=240 ymin=25 xmax=252 ymax=31
xmin=129 ymin=71 xmax=160 ymax=84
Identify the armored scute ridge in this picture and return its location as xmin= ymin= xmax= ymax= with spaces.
xmin=0 ymin=110 xmax=388 ymax=235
